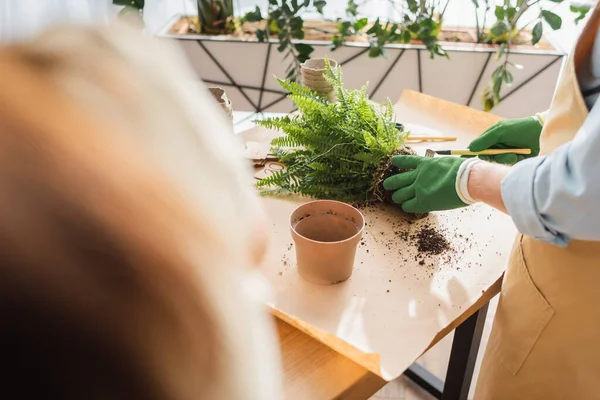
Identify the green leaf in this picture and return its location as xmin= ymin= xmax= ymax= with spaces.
xmin=408 ymin=22 xmax=420 ymax=33
xmin=369 ymin=45 xmax=384 ymax=58
xmin=269 ymin=0 xmax=278 ymax=5
xmin=278 ymin=38 xmax=290 ymax=52
xmin=495 ymin=43 xmax=506 ymax=61
xmin=506 ymin=7 xmax=516 ymax=20
xmin=492 ymin=76 xmax=502 ymax=100
xmin=354 ymin=17 xmax=368 ymax=31
xmin=303 ymin=0 xmax=310 ymax=6
xmin=314 ymin=0 xmax=326 ymax=13
xmin=297 ymin=53 xmax=311 ymax=64
xmin=548 ymin=0 xmax=563 ymax=3
xmin=503 ymin=69 xmax=513 ymax=84
xmin=330 ymin=35 xmax=344 ymax=50
xmin=419 ymin=18 xmax=433 ymax=29
xmin=401 ymin=29 xmax=412 ymax=43
xmin=490 ymin=22 xmax=508 ymax=37
xmin=570 ymin=5 xmax=591 ymax=24
xmin=483 ymin=97 xmax=495 ymax=111
xmin=294 ymin=43 xmax=314 ymax=55
xmin=570 ymin=4 xmax=592 ymax=14
xmin=532 ymin=21 xmax=543 ymax=45
xmin=541 ymin=10 xmax=562 ymax=30
xmin=406 ymin=0 xmax=418 ymax=13
xmin=243 ymin=6 xmax=263 ymax=22
xmin=339 ymin=20 xmax=352 ymax=34
xmin=495 ymin=6 xmax=505 ymax=20
xmin=491 ymin=65 xmax=505 ymax=80
xmin=281 ymin=3 xmax=292 ymax=14
xmin=270 ymin=8 xmax=282 ymax=19
xmin=366 ymin=18 xmax=381 ymax=35
xmin=289 ymin=16 xmax=303 ymax=30
xmin=346 ymin=0 xmax=358 ymax=16
xmin=291 ymin=0 xmax=299 ymax=11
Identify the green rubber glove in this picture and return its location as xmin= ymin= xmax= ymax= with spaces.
xmin=468 ymin=116 xmax=542 ymax=165
xmin=383 ymin=155 xmax=468 ymax=214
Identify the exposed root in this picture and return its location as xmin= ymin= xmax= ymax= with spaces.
xmin=371 ymin=146 xmax=428 ymax=220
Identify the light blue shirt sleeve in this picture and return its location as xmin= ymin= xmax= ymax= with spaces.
xmin=501 ymin=97 xmax=600 ymax=247
xmin=499 ymin=23 xmax=600 ymax=247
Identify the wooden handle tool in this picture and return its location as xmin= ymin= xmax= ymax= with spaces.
xmin=406 ymin=135 xmax=457 ymax=142
xmin=426 ymin=148 xmax=532 ymax=156
xmin=396 ymin=122 xmax=457 ymax=142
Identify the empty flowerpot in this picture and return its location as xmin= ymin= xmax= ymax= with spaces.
xmin=290 ymin=200 xmax=365 ymax=285
xmin=208 ymin=86 xmax=234 ymax=122
xmin=301 ymin=76 xmax=334 ymax=90
xmin=301 ymin=79 xmax=336 ymax=102
xmin=299 ymin=59 xmax=338 ymax=102
xmin=300 ymin=58 xmax=338 ymax=79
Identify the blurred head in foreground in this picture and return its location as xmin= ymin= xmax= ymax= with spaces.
xmin=0 ymin=23 xmax=281 ymax=399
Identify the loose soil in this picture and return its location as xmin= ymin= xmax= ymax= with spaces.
xmin=169 ymin=17 xmax=553 ymax=50
xmin=414 ymin=227 xmax=450 ymax=255
xmin=352 ymin=204 xmax=457 ymax=268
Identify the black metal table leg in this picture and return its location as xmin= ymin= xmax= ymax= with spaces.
xmin=442 ymin=302 xmax=489 ymax=400
xmin=403 ymin=302 xmax=490 ymax=400
xmin=404 ymin=363 xmax=444 ymax=398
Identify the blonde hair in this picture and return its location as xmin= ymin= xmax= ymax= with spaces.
xmin=0 ymin=23 xmax=281 ymax=399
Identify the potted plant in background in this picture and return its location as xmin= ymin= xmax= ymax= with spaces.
xmin=475 ymin=0 xmax=593 ymax=110
xmin=113 ymin=0 xmax=145 ymax=29
xmin=170 ymin=0 xmax=236 ymax=34
xmin=158 ymin=0 xmax=590 ymax=117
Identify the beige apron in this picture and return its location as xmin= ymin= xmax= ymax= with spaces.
xmin=474 ymin=6 xmax=600 ymax=400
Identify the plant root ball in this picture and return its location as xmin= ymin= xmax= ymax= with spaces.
xmin=375 ymin=146 xmax=428 ymax=220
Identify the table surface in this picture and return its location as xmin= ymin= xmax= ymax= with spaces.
xmin=235 ymin=90 xmax=514 ymax=398
xmin=235 ymin=111 xmax=386 ymax=398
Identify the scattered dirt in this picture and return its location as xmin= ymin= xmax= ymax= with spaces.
xmin=280 ymin=201 xmax=495 ymax=285
xmin=414 ymin=227 xmax=450 ymax=255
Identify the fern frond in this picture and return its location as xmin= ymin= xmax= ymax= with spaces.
xmin=254 ymin=60 xmax=408 ymax=203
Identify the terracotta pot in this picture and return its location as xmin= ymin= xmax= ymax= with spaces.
xmin=208 ymin=86 xmax=234 ymax=121
xmin=290 ymin=200 xmax=364 ymax=285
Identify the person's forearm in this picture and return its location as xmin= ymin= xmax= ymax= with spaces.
xmin=467 ymin=161 xmax=511 ymax=214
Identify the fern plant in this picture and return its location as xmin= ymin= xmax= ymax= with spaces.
xmin=255 ymin=59 xmax=415 ymax=207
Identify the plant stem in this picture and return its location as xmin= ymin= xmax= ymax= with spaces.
xmin=474 ymin=1 xmax=481 ymax=42
xmin=481 ymin=0 xmax=489 ymax=41
xmin=440 ymin=0 xmax=451 ymax=19
xmin=282 ymin=22 xmax=302 ymax=79
xmin=511 ymin=0 xmax=541 ymax=26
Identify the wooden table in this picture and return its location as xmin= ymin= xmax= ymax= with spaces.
xmin=236 ymin=90 xmax=510 ymax=399
xmin=275 ymin=284 xmax=499 ymax=400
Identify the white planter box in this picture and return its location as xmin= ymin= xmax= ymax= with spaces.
xmin=159 ymin=16 xmax=564 ymax=118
